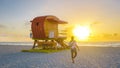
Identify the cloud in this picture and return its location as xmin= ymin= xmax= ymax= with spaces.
xmin=24 ymin=21 xmax=31 ymax=29
xmin=24 ymin=22 xmax=31 ymax=26
xmin=0 ymin=24 xmax=6 ymax=29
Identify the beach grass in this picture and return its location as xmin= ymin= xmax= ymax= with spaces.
xmin=22 ymin=49 xmax=68 ymax=53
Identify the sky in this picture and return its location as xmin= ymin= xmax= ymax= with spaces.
xmin=0 ymin=0 xmax=120 ymax=42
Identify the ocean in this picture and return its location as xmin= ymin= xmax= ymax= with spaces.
xmin=77 ymin=42 xmax=120 ymax=47
xmin=0 ymin=42 xmax=33 ymax=46
xmin=0 ymin=42 xmax=120 ymax=47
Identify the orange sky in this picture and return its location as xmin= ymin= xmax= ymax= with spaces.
xmin=0 ymin=0 xmax=120 ymax=42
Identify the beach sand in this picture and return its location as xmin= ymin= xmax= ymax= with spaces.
xmin=0 ymin=45 xmax=120 ymax=68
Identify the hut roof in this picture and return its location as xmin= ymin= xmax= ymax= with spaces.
xmin=31 ymin=15 xmax=67 ymax=24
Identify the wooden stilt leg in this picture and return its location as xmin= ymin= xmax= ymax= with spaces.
xmin=32 ymin=40 xmax=37 ymax=49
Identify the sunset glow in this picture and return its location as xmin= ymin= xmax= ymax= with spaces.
xmin=0 ymin=0 xmax=120 ymax=42
xmin=73 ymin=25 xmax=90 ymax=40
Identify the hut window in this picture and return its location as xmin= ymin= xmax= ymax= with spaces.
xmin=36 ymin=22 xmax=39 ymax=26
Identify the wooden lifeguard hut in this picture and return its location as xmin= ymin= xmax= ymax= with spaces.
xmin=30 ymin=15 xmax=67 ymax=49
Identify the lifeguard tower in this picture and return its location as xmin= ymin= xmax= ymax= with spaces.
xmin=30 ymin=15 xmax=68 ymax=49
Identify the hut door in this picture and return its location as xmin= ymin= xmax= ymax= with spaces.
xmin=49 ymin=31 xmax=54 ymax=38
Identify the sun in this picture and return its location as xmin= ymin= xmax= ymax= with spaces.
xmin=73 ymin=25 xmax=90 ymax=40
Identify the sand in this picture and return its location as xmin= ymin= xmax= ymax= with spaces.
xmin=0 ymin=45 xmax=120 ymax=68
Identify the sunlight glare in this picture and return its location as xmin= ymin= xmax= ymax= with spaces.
xmin=73 ymin=25 xmax=90 ymax=40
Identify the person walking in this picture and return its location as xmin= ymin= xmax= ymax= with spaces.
xmin=69 ymin=36 xmax=79 ymax=63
